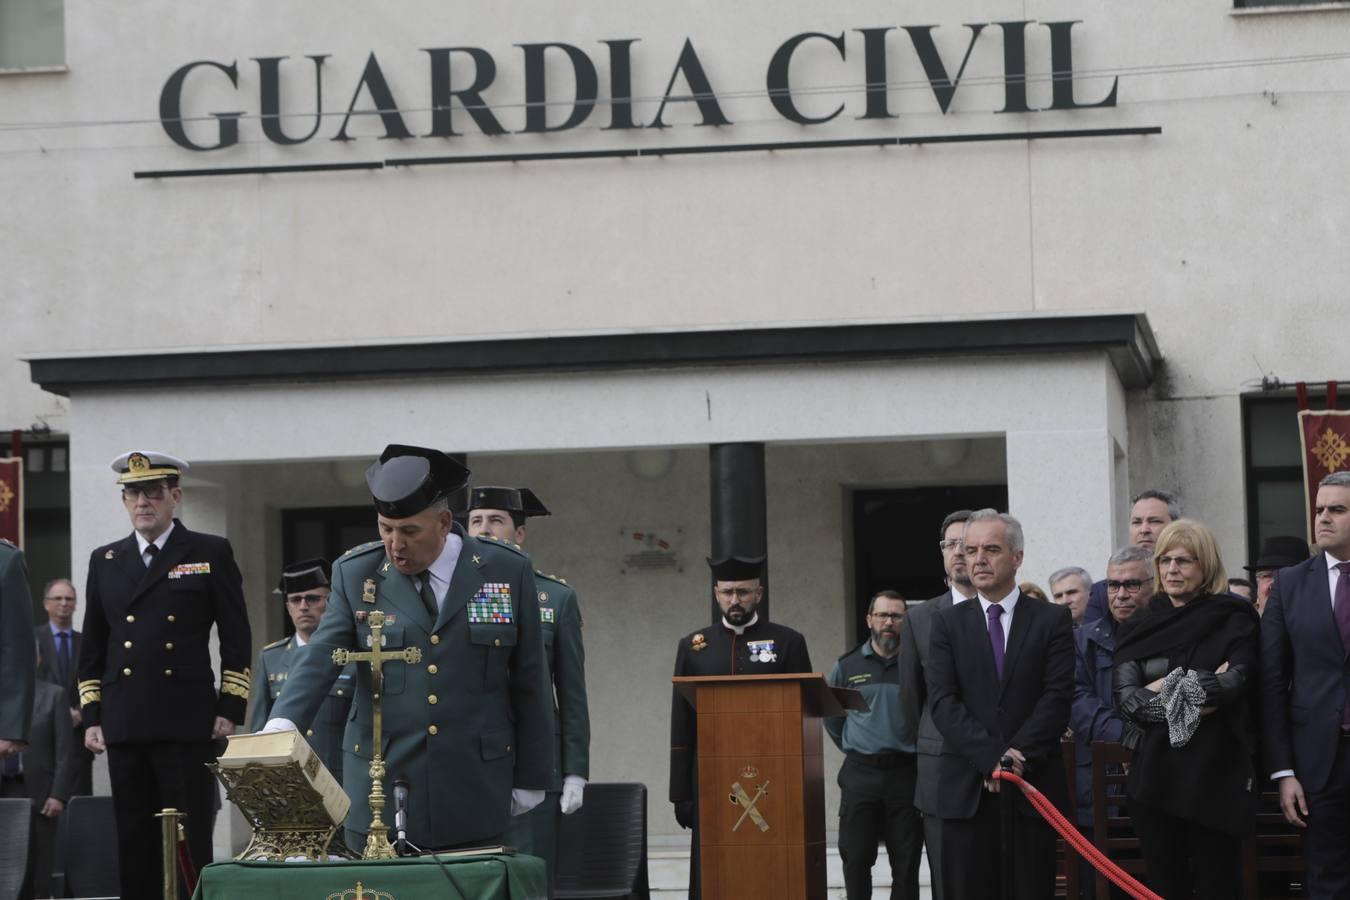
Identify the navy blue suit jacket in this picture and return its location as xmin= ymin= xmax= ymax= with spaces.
xmin=1260 ymin=553 xmax=1349 ymax=793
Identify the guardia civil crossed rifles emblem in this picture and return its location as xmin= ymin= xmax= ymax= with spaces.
xmin=728 ymin=765 xmax=770 ymax=833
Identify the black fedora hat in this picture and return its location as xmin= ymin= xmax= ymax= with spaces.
xmin=1244 ymin=535 xmax=1310 ymax=573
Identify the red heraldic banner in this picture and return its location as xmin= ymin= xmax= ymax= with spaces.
xmin=0 ymin=458 xmax=21 ymax=546
xmin=1298 ymin=382 xmax=1350 ymax=546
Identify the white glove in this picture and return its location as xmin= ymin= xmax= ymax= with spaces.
xmin=511 ymin=789 xmax=545 ymax=816
xmin=260 ymin=719 xmax=297 ymax=734
xmin=560 ymin=776 xmax=586 ymax=815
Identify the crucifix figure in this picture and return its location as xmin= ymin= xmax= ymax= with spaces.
xmin=333 ymin=609 xmax=422 ymax=859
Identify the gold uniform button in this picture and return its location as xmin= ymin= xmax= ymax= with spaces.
xmin=306 ymin=729 xmax=314 ymax=737
xmin=506 ymin=744 xmax=512 ymax=752
xmin=126 ymin=615 xmax=135 ymax=623
xmin=123 ymin=641 xmax=133 ymax=649
xmin=427 ymin=664 xmax=438 ymax=675
xmin=354 ymin=744 xmax=360 ymax=754
xmin=428 ymin=725 xmax=438 ymax=736
xmin=122 ymin=667 xmax=132 ymax=676
xmin=493 ymin=638 xmax=501 ymax=647
xmin=164 ymin=669 xmax=173 ymax=677
xmin=337 ymin=690 xmax=344 ymax=697
xmin=430 ymin=635 xmax=440 ymax=645
xmin=428 ymin=694 xmax=437 ymax=705
xmin=167 ymin=615 xmax=176 ymax=623
xmin=165 ymin=642 xmax=174 ymax=650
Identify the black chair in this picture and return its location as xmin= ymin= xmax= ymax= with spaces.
xmin=60 ymin=795 xmax=119 ymax=899
xmin=553 ymin=782 xmax=650 ymax=900
xmin=0 ymin=797 xmax=31 ymax=900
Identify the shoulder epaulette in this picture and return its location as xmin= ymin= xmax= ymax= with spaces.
xmin=836 ymin=642 xmax=866 ymax=664
xmin=535 ymin=570 xmax=568 ymax=586
xmin=477 ymin=534 xmax=527 ymax=556
xmin=339 ymin=540 xmax=384 ymax=560
xmin=0 ymin=538 xmax=15 ymax=549
xmin=262 ymin=637 xmax=290 ymax=651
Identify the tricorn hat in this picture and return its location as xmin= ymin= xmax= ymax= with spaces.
xmin=466 ymin=486 xmax=551 ymax=518
xmin=1244 ymin=535 xmax=1310 ymax=573
xmin=110 ymin=450 xmax=188 ymax=485
xmin=707 ymin=555 xmax=765 ymax=582
xmin=365 ymin=445 xmax=470 ymax=519
xmin=274 ymin=558 xmax=332 ymax=596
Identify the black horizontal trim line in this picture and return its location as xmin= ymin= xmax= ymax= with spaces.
xmin=387 ymin=127 xmax=1161 ymax=168
xmin=133 ymin=161 xmax=385 ymax=179
xmin=131 ymin=126 xmax=1162 ymax=179
xmin=28 ymin=315 xmax=1159 ymax=397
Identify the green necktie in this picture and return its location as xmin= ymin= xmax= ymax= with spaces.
xmin=418 ymin=575 xmax=438 ymax=617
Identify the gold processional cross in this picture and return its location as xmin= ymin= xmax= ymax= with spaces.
xmin=333 ymin=608 xmax=422 ymax=859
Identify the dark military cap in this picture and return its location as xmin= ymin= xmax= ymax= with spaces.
xmin=466 ymin=485 xmax=552 ymax=518
xmin=1243 ymin=535 xmax=1310 ymax=573
xmin=275 ymin=558 xmax=332 ymax=596
xmin=365 ymin=444 xmax=471 ymax=519
xmin=707 ymin=555 xmax=765 ymax=581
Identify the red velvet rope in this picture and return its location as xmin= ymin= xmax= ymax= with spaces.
xmin=177 ymin=830 xmax=199 ymax=896
xmin=990 ymin=769 xmax=1161 ymax=900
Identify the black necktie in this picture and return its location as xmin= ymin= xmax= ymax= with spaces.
xmin=144 ymin=542 xmax=158 ymax=570
xmin=56 ymin=631 xmax=71 ymax=686
xmin=418 ymin=576 xmax=438 ymax=617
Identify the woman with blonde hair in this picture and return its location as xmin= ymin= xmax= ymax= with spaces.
xmin=1113 ymin=518 xmax=1260 ymax=899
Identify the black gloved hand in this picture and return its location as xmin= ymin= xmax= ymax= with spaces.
xmin=674 ymin=800 xmax=694 ymax=829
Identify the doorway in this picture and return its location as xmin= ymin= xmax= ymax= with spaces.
xmin=850 ymin=484 xmax=1008 ymax=647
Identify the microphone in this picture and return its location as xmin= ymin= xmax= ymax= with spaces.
xmin=393 ymin=778 xmax=410 ymax=851
xmin=999 ymin=754 xmax=1014 ymax=770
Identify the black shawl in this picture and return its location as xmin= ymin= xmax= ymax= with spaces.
xmin=1114 ymin=592 xmax=1261 ymax=835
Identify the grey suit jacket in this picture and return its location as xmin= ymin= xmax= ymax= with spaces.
xmin=21 ymin=681 xmax=75 ymax=807
xmin=35 ymin=625 xmax=82 ymax=711
xmin=898 ymin=590 xmax=957 ymax=816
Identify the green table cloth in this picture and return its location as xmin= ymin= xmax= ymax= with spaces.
xmin=192 ymin=853 xmax=547 ymax=900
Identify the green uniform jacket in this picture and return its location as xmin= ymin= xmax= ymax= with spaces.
xmin=535 ymin=571 xmax=590 ymax=789
xmin=0 ymin=540 xmax=35 ymax=743
xmin=271 ymin=526 xmax=553 ymax=847
xmin=248 ymin=636 xmax=356 ymax=785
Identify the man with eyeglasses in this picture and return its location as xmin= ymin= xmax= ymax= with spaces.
xmin=1084 ymin=489 xmax=1180 ymax=626
xmin=896 ymin=508 xmax=974 ymax=900
xmin=34 ymin=578 xmax=94 ymax=795
xmin=1068 ymin=545 xmax=1153 ymax=895
xmin=669 ymin=555 xmax=812 ymax=900
xmin=248 ymin=559 xmax=354 ymax=785
xmin=78 ymin=450 xmax=252 ymax=900
xmin=827 ymin=590 xmax=923 ymax=899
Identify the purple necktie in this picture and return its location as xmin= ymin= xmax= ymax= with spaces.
xmin=987 ymin=603 xmax=1006 ymax=678
xmin=1336 ymin=563 xmax=1350 ymax=729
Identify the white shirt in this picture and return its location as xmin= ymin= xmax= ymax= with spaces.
xmin=417 ymin=533 xmax=463 ymax=611
xmin=977 ymin=586 xmax=1021 ymax=651
xmin=1326 ymin=551 xmax=1346 ymax=611
xmin=293 ymin=633 xmax=308 ymax=648
xmin=135 ymin=521 xmax=175 ymax=567
xmin=952 ymin=586 xmax=974 ymax=605
xmin=1272 ymin=551 xmax=1348 ymax=781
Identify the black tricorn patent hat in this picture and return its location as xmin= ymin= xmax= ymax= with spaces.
xmin=466 ymin=485 xmax=551 ymax=518
xmin=1244 ymin=535 xmax=1310 ymax=573
xmin=707 ymin=555 xmax=765 ymax=582
xmin=275 ymin=558 xmax=332 ymax=596
xmin=365 ymin=445 xmax=470 ymax=519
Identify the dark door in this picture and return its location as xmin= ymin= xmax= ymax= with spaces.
xmin=849 ymin=484 xmax=1008 ymax=650
xmin=279 ymin=506 xmax=380 ymax=637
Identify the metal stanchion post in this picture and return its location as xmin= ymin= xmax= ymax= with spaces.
xmin=156 ymin=808 xmax=183 ymax=900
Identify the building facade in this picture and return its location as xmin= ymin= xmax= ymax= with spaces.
xmin=3 ymin=0 xmax=1348 ymax=862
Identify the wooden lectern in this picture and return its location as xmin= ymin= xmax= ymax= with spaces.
xmin=673 ymin=673 xmax=865 ymax=900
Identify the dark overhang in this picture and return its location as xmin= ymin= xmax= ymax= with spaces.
xmin=27 ymin=313 xmax=1160 ymax=397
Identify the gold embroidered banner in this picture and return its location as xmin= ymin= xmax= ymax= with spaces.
xmin=1297 ymin=381 xmax=1350 ymax=546
xmin=0 ymin=458 xmax=21 ymax=546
